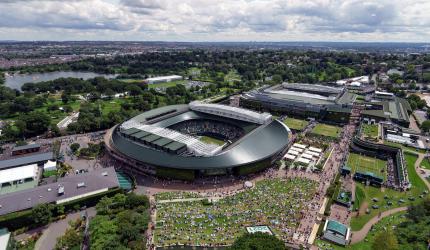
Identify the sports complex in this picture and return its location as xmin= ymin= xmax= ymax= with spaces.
xmin=105 ymin=101 xmax=291 ymax=180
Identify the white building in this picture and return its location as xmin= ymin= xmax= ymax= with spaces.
xmin=145 ymin=75 xmax=183 ymax=84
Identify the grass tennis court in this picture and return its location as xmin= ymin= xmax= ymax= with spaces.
xmin=361 ymin=124 xmax=378 ymax=138
xmin=347 ymin=153 xmax=387 ymax=180
xmin=311 ymin=123 xmax=341 ymax=138
xmin=199 ymin=135 xmax=225 ymax=146
xmin=283 ymin=117 xmax=309 ymax=131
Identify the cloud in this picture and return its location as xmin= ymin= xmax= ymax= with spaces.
xmin=0 ymin=0 xmax=429 ymax=41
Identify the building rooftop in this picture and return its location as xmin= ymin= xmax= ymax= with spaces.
xmin=0 ymin=152 xmax=54 ymax=170
xmin=0 ymin=167 xmax=119 ymax=216
xmin=12 ymin=143 xmax=41 ymax=152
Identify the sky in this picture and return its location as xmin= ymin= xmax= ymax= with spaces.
xmin=0 ymin=0 xmax=429 ymax=42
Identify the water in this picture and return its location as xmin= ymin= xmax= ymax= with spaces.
xmin=4 ymin=71 xmax=117 ymax=90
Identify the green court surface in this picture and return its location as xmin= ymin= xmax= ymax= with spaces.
xmin=311 ymin=124 xmax=341 ymax=138
xmin=283 ymin=117 xmax=309 ymax=131
xmin=347 ymin=153 xmax=387 ymax=180
xmin=116 ymin=172 xmax=133 ymax=190
xmin=199 ymin=136 xmax=225 ymax=146
xmin=361 ymin=124 xmax=378 ymax=138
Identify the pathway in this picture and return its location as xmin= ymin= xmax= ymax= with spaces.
xmin=350 ymin=206 xmax=407 ymax=244
xmin=34 ymin=207 xmax=96 ymax=250
xmin=415 ymin=153 xmax=430 ymax=190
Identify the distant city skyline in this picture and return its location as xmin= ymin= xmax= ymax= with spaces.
xmin=0 ymin=0 xmax=429 ymax=42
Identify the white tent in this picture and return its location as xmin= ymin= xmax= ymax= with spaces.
xmin=293 ymin=143 xmax=307 ymax=149
xmin=305 ymin=150 xmax=320 ymax=157
xmin=284 ymin=154 xmax=296 ymax=160
xmin=290 ymin=147 xmax=303 ymax=153
xmin=244 ymin=181 xmax=253 ymax=188
xmin=287 ymin=150 xmax=299 ymax=156
xmin=297 ymin=158 xmax=311 ymax=165
xmin=0 ymin=164 xmax=37 ymax=185
xmin=43 ymin=160 xmax=57 ymax=171
xmin=308 ymin=147 xmax=323 ymax=153
xmin=301 ymin=153 xmax=313 ymax=159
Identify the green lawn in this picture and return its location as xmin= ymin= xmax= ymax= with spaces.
xmin=315 ymin=211 xmax=407 ymax=250
xmin=199 ymin=136 xmax=225 ymax=146
xmin=419 ymin=157 xmax=430 ymax=170
xmin=311 ymin=124 xmax=341 ymax=138
xmin=353 ymin=185 xmax=365 ymax=210
xmin=361 ymin=124 xmax=378 ymax=138
xmin=347 ymin=153 xmax=387 ymax=181
xmin=154 ymin=178 xmax=317 ymax=246
xmin=283 ymin=117 xmax=309 ymax=131
xmin=147 ymin=80 xmax=186 ymax=89
xmin=350 ymin=152 xmax=429 ymax=231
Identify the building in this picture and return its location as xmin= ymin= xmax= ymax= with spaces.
xmin=240 ymin=83 xmax=356 ymax=124
xmin=0 ymin=167 xmax=120 ymax=216
xmin=0 ymin=228 xmax=12 ymax=250
xmin=144 ymin=75 xmax=183 ymax=84
xmin=322 ymin=220 xmax=350 ymax=246
xmin=11 ymin=144 xmax=40 ymax=156
xmin=361 ymin=92 xmax=412 ymax=127
xmin=105 ymin=102 xmax=290 ymax=180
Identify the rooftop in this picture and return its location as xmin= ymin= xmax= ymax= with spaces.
xmin=0 ymin=152 xmax=53 ymax=170
xmin=0 ymin=167 xmax=119 ymax=216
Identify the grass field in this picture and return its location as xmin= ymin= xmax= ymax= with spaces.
xmin=347 ymin=153 xmax=387 ymax=180
xmin=383 ymin=141 xmax=426 ymax=154
xmin=147 ymin=80 xmax=187 ymax=89
xmin=311 ymin=123 xmax=341 ymax=138
xmin=352 ymin=185 xmax=365 ymax=210
xmin=419 ymin=157 xmax=430 ymax=170
xmin=283 ymin=117 xmax=309 ymax=131
xmin=350 ymin=152 xmax=429 ymax=231
xmin=315 ymin=211 xmax=407 ymax=250
xmin=199 ymin=135 xmax=225 ymax=146
xmin=361 ymin=124 xmax=378 ymax=138
xmin=154 ymin=178 xmax=317 ymax=246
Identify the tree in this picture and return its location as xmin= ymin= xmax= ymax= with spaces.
xmin=55 ymin=227 xmax=83 ymax=250
xmin=372 ymin=230 xmax=399 ymax=250
xmin=421 ymin=120 xmax=430 ymax=132
xmin=32 ymin=204 xmax=53 ymax=225
xmin=70 ymin=143 xmax=80 ymax=153
xmin=229 ymin=233 xmax=286 ymax=250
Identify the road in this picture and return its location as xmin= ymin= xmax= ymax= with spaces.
xmin=34 ymin=207 xmax=96 ymax=250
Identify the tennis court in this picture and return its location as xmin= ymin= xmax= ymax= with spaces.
xmin=347 ymin=153 xmax=387 ymax=180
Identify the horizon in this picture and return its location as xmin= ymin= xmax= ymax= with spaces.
xmin=1 ymin=0 xmax=429 ymax=42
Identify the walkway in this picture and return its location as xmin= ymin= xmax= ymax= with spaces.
xmin=34 ymin=207 xmax=96 ymax=250
xmin=350 ymin=206 xmax=407 ymax=244
xmin=415 ymin=153 xmax=430 ymax=190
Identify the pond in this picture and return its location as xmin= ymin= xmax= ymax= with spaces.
xmin=4 ymin=71 xmax=117 ymax=90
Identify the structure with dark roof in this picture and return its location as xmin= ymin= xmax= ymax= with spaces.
xmin=0 ymin=167 xmax=119 ymax=216
xmin=12 ymin=143 xmax=40 ymax=156
xmin=322 ymin=220 xmax=350 ymax=246
xmin=0 ymin=152 xmax=53 ymax=170
xmin=240 ymin=83 xmax=356 ymax=124
xmin=105 ymin=103 xmax=290 ymax=180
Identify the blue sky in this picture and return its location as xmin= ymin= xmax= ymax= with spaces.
xmin=0 ymin=0 xmax=429 ymax=42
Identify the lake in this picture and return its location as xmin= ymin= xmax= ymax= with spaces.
xmin=4 ymin=71 xmax=117 ymax=90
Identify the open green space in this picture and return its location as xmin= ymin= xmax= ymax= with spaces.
xmin=154 ymin=178 xmax=317 ymax=246
xmin=352 ymin=185 xmax=365 ymax=211
xmin=199 ymin=135 xmax=225 ymax=146
xmin=419 ymin=156 xmax=430 ymax=170
xmin=350 ymin=152 xmax=429 ymax=231
xmin=311 ymin=123 xmax=341 ymax=138
xmin=361 ymin=124 xmax=378 ymax=138
xmin=147 ymin=80 xmax=187 ymax=89
xmin=347 ymin=153 xmax=387 ymax=181
xmin=283 ymin=117 xmax=309 ymax=131
xmin=315 ymin=211 xmax=407 ymax=250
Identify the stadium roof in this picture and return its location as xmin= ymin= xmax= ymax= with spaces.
xmin=0 ymin=152 xmax=53 ymax=170
xmin=0 ymin=167 xmax=119 ymax=216
xmin=189 ymin=101 xmax=272 ymax=125
xmin=362 ymin=97 xmax=411 ymax=123
xmin=111 ymin=118 xmax=289 ymax=170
